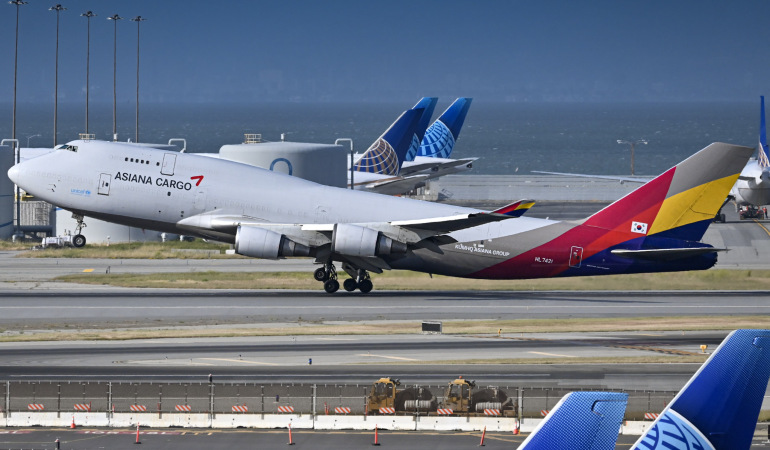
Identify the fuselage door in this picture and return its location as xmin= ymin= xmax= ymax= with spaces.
xmin=161 ymin=154 xmax=177 ymax=176
xmin=569 ymin=246 xmax=583 ymax=268
xmin=98 ymin=173 xmax=111 ymax=196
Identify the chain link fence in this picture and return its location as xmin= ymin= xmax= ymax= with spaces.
xmin=2 ymin=381 xmax=678 ymax=420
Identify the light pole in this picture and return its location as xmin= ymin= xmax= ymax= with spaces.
xmin=617 ymin=139 xmax=647 ymax=175
xmin=81 ymin=11 xmax=96 ymax=135
xmin=131 ymin=16 xmax=146 ymax=143
xmin=50 ymin=4 xmax=66 ymax=147
xmin=10 ymin=0 xmax=27 ymax=145
xmin=26 ymin=134 xmax=41 ymax=148
xmin=10 ymin=0 xmax=27 ymax=238
xmin=108 ymin=14 xmax=122 ymax=141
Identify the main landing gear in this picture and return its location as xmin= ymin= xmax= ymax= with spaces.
xmin=314 ymin=263 xmax=374 ymax=294
xmin=72 ymin=214 xmax=87 ymax=248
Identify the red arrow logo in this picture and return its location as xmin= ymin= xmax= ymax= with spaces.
xmin=190 ymin=175 xmax=204 ymax=186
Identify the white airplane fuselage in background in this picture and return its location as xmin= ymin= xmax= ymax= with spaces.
xmin=731 ymin=159 xmax=770 ymax=207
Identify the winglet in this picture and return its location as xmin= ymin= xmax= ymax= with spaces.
xmin=418 ymin=98 xmax=472 ymax=158
xmin=520 ymin=391 xmax=627 ymax=450
xmin=355 ymin=108 xmax=423 ymax=176
xmin=492 ymin=199 xmax=535 ymax=217
xmin=632 ymin=329 xmax=770 ymax=450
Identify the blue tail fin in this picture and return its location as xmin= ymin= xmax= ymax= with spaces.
xmin=519 ymin=392 xmax=627 ymax=450
xmin=759 ymin=96 xmax=770 ymax=168
xmin=405 ymin=97 xmax=439 ymax=162
xmin=418 ymin=97 xmax=472 ymax=158
xmin=354 ymin=108 xmax=423 ymax=175
xmin=632 ymin=329 xmax=770 ymax=450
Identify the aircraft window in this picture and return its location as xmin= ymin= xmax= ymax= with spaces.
xmin=156 ymin=162 xmax=160 ymax=166
xmin=130 ymin=158 xmax=134 ymax=162
xmin=125 ymin=157 xmax=128 ymax=161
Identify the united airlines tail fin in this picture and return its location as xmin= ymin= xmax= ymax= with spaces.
xmin=354 ymin=108 xmax=423 ymax=176
xmin=405 ymin=97 xmax=439 ymax=162
xmin=758 ymin=96 xmax=770 ymax=168
xmin=583 ymin=142 xmax=753 ymax=243
xmin=632 ymin=329 xmax=770 ymax=450
xmin=519 ymin=392 xmax=627 ymax=450
xmin=417 ymin=97 xmax=472 ymax=158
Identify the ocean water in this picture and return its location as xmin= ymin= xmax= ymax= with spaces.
xmin=0 ymin=101 xmax=759 ymax=176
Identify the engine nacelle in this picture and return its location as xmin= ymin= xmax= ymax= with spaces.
xmin=234 ymin=226 xmax=310 ymax=259
xmin=332 ymin=223 xmax=407 ymax=257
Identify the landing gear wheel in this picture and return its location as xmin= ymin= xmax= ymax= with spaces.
xmin=72 ymin=234 xmax=86 ymax=248
xmin=314 ymin=267 xmax=329 ymax=282
xmin=324 ymin=279 xmax=340 ymax=294
xmin=358 ymin=279 xmax=373 ymax=294
xmin=343 ymin=278 xmax=358 ymax=292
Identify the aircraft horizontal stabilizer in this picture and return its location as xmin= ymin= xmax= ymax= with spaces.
xmin=363 ymin=174 xmax=430 ymax=195
xmin=610 ymin=247 xmax=724 ymax=261
xmin=492 ymin=199 xmax=535 ymax=217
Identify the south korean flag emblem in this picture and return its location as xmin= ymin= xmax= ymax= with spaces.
xmin=631 ymin=221 xmax=648 ymax=234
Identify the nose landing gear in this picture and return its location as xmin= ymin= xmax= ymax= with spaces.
xmin=72 ymin=214 xmax=87 ymax=248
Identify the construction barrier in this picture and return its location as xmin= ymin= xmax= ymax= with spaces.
xmin=540 ymin=410 xmax=549 ymax=417
xmin=436 ymin=409 xmax=453 ymax=415
xmin=174 ymin=405 xmax=192 ymax=412
xmin=277 ymin=406 xmax=295 ymax=413
xmin=334 ymin=407 xmax=351 ymax=414
xmin=73 ymin=403 xmax=91 ymax=412
xmin=379 ymin=407 xmax=395 ymax=414
xmin=129 ymin=405 xmax=147 ymax=412
xmin=231 ymin=405 xmax=248 ymax=413
xmin=27 ymin=404 xmax=44 ymax=411
xmin=644 ymin=413 xmax=659 ymax=420
xmin=483 ymin=409 xmax=500 ymax=416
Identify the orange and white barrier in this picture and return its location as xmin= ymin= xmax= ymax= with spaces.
xmin=540 ymin=410 xmax=550 ymax=417
xmin=231 ymin=405 xmax=248 ymax=413
xmin=73 ymin=403 xmax=91 ymax=412
xmin=334 ymin=407 xmax=351 ymax=414
xmin=277 ymin=406 xmax=295 ymax=413
xmin=129 ymin=405 xmax=147 ymax=412
xmin=644 ymin=413 xmax=659 ymax=420
xmin=378 ymin=407 xmax=395 ymax=414
xmin=436 ymin=409 xmax=453 ymax=415
xmin=27 ymin=404 xmax=44 ymax=411
xmin=174 ymin=405 xmax=192 ymax=412
xmin=483 ymin=409 xmax=500 ymax=416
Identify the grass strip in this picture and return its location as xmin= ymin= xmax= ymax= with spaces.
xmin=54 ymin=268 xmax=770 ymax=290
xmin=2 ymin=316 xmax=767 ymax=342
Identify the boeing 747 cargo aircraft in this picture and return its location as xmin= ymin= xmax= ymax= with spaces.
xmin=7 ymin=139 xmax=752 ymax=293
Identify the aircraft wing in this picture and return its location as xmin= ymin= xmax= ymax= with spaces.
xmin=400 ymin=158 xmax=477 ymax=176
xmin=360 ymin=174 xmax=430 ymax=195
xmin=532 ymin=170 xmax=652 ymax=183
xmin=178 ymin=210 xmax=513 ymax=246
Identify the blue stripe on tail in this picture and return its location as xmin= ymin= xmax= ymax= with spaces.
xmin=633 ymin=329 xmax=770 ymax=450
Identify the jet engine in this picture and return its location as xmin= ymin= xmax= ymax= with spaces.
xmin=332 ymin=223 xmax=407 ymax=257
xmin=235 ymin=226 xmax=310 ymax=259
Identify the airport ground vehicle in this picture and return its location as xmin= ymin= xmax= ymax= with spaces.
xmin=739 ymin=205 xmax=765 ymax=220
xmin=366 ymin=377 xmax=516 ymax=416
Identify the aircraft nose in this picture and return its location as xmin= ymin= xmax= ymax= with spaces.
xmin=7 ymin=164 xmax=19 ymax=185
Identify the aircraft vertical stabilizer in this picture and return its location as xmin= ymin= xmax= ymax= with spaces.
xmin=759 ymin=96 xmax=770 ymax=168
xmin=417 ymin=97 xmax=472 ymax=158
xmin=405 ymin=97 xmax=439 ymax=162
xmin=354 ymin=108 xmax=423 ymax=175
xmin=632 ymin=329 xmax=770 ymax=450
xmin=519 ymin=391 xmax=627 ymax=450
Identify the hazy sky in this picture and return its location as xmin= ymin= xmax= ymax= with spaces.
xmin=2 ymin=1 xmax=770 ymax=104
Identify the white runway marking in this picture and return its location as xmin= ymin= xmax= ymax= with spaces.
xmin=199 ymin=358 xmax=279 ymax=366
xmin=355 ymin=354 xmax=418 ymax=361
xmin=528 ymin=351 xmax=575 ymax=358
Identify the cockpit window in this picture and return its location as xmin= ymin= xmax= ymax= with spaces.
xmin=55 ymin=144 xmax=78 ymax=152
